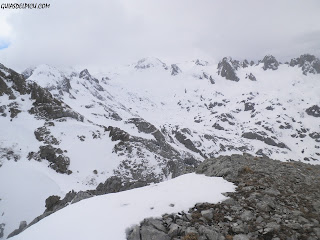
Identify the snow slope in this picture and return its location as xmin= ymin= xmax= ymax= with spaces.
xmin=27 ymin=56 xmax=320 ymax=164
xmin=10 ymin=173 xmax=235 ymax=240
xmin=0 ymin=54 xmax=319 ymax=238
xmin=0 ymin=161 xmax=61 ymax=237
xmin=0 ymin=64 xmax=126 ymax=238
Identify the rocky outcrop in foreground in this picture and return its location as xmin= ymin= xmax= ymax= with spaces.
xmin=127 ymin=154 xmax=320 ymax=240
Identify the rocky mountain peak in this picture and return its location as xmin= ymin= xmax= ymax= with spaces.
xmin=79 ymin=69 xmax=99 ymax=83
xmin=195 ymin=59 xmax=209 ymax=66
xmin=242 ymin=59 xmax=249 ymax=68
xmin=134 ymin=57 xmax=168 ymax=70
xmin=217 ymin=57 xmax=240 ymax=82
xmin=290 ymin=54 xmax=320 ymax=75
xmin=0 ymin=63 xmax=11 ymax=75
xmin=0 ymin=63 xmax=28 ymax=98
xmin=21 ymin=67 xmax=36 ymax=79
xmin=170 ymin=64 xmax=181 ymax=76
xmin=79 ymin=69 xmax=104 ymax=94
xmin=261 ymin=55 xmax=280 ymax=70
xmin=25 ymin=65 xmax=73 ymax=96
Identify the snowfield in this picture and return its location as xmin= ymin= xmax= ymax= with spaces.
xmin=0 ymin=160 xmax=61 ymax=238
xmin=0 ymin=55 xmax=319 ymax=238
xmin=10 ymin=173 xmax=235 ymax=240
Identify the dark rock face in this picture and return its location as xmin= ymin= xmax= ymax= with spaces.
xmin=306 ymin=105 xmax=320 ymax=117
xmin=128 ymin=223 xmax=171 ymax=240
xmin=290 ymin=54 xmax=320 ymax=75
xmin=242 ymin=131 xmax=289 ymax=149
xmin=96 ymin=176 xmax=148 ymax=195
xmin=0 ymin=64 xmax=28 ymax=95
xmin=112 ymin=127 xmax=199 ymax=182
xmin=217 ymin=57 xmax=240 ymax=82
xmin=245 ymin=73 xmax=256 ymax=81
xmin=171 ymin=64 xmax=181 ymax=76
xmin=79 ymin=69 xmax=98 ymax=83
xmin=45 ymin=195 xmax=61 ymax=211
xmin=0 ymin=223 xmax=5 ymax=239
xmin=105 ymin=119 xmax=200 ymax=183
xmin=106 ymin=121 xmax=200 ymax=183
xmin=127 ymin=118 xmax=169 ymax=145
xmin=213 ymin=123 xmax=224 ymax=130
xmin=174 ymin=130 xmax=204 ymax=157
xmin=217 ymin=113 xmax=235 ymax=126
xmin=127 ymin=118 xmax=158 ymax=135
xmin=261 ymin=55 xmax=280 ymax=70
xmin=7 ymin=221 xmax=27 ymax=239
xmin=70 ymin=191 xmax=94 ymax=204
xmin=28 ymin=145 xmax=71 ymax=174
xmin=128 ymin=154 xmax=320 ymax=240
xmin=40 ymin=145 xmax=71 ymax=174
xmin=59 ymin=77 xmax=72 ymax=93
xmin=244 ymin=102 xmax=255 ymax=111
xmin=0 ymin=105 xmax=7 ymax=117
xmin=195 ymin=59 xmax=208 ymax=66
xmin=79 ymin=69 xmax=104 ymax=92
xmin=0 ymin=77 xmax=15 ymax=99
xmin=34 ymin=125 xmax=60 ymax=145
xmin=107 ymin=126 xmax=130 ymax=141
xmin=96 ymin=176 xmax=127 ymax=195
xmin=279 ymin=122 xmax=292 ymax=130
xmin=309 ymin=132 xmax=320 ymax=142
xmin=28 ymin=83 xmax=84 ymax=121
xmin=8 ymin=102 xmax=21 ymax=118
xmin=242 ymin=60 xmax=249 ymax=68
xmin=0 ymin=63 xmax=28 ymax=99
xmin=209 ymin=76 xmax=215 ymax=84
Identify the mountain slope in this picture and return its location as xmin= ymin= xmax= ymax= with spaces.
xmin=0 ymin=63 xmax=118 ymax=237
xmin=27 ymin=55 xmax=320 ymax=164
xmin=0 ymin=61 xmax=199 ymax=238
xmin=10 ymin=173 xmax=235 ymax=240
xmin=0 ymin=54 xmax=319 ymax=238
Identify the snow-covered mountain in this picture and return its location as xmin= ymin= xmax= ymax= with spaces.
xmin=25 ymin=54 xmax=320 ymax=164
xmin=0 ymin=54 xmax=320 ymax=238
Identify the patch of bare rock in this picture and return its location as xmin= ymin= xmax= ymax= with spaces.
xmin=127 ymin=154 xmax=320 ymax=240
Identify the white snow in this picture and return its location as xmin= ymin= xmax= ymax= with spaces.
xmin=1 ymin=56 xmax=320 ymax=238
xmin=11 ymin=173 xmax=235 ymax=240
xmin=0 ymin=160 xmax=61 ymax=236
xmin=25 ymin=59 xmax=320 ymax=166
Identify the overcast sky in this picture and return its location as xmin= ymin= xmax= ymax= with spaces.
xmin=0 ymin=0 xmax=320 ymax=71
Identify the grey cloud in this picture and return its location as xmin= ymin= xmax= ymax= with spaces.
xmin=0 ymin=0 xmax=320 ymax=71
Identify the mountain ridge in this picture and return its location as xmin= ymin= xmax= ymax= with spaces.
xmin=0 ymin=53 xmax=319 ymax=238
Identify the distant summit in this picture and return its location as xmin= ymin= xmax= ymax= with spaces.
xmin=134 ymin=57 xmax=168 ymax=70
xmin=79 ymin=69 xmax=99 ymax=83
xmin=217 ymin=57 xmax=241 ymax=82
xmin=195 ymin=59 xmax=209 ymax=66
xmin=290 ymin=54 xmax=320 ymax=75
xmin=216 ymin=54 xmax=320 ymax=82
xmin=261 ymin=55 xmax=279 ymax=70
